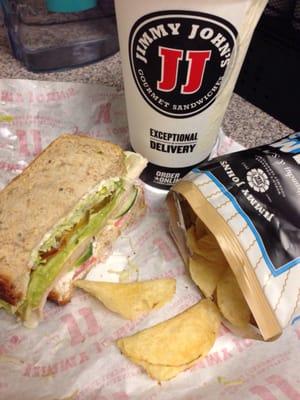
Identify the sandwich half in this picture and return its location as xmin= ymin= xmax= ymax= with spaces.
xmin=0 ymin=134 xmax=147 ymax=327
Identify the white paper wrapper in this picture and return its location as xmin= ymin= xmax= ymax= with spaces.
xmin=0 ymin=79 xmax=299 ymax=400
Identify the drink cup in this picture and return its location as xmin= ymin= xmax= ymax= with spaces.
xmin=115 ymin=0 xmax=268 ymax=189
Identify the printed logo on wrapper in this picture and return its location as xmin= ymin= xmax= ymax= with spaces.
xmin=246 ymin=168 xmax=270 ymax=193
xmin=129 ymin=10 xmax=237 ymax=118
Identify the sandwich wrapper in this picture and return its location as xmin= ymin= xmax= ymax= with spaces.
xmin=0 ymin=79 xmax=299 ymax=399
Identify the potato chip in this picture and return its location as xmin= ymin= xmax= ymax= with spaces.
xmin=74 ymin=278 xmax=175 ymax=320
xmin=189 ymin=254 xmax=228 ymax=298
xmin=186 ymin=226 xmax=200 ymax=254
xmin=195 ymin=218 xmax=206 ymax=239
xmin=182 ymin=202 xmax=197 ymax=228
xmin=196 ymin=234 xmax=229 ymax=265
xmin=186 ymin=229 xmax=226 ymax=263
xmin=117 ymin=299 xmax=221 ymax=368
xmin=222 ymin=319 xmax=262 ymax=340
xmin=216 ymin=268 xmax=251 ymax=328
xmin=127 ymin=355 xmax=197 ymax=381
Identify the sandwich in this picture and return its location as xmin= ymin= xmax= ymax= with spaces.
xmin=0 ymin=134 xmax=147 ymax=327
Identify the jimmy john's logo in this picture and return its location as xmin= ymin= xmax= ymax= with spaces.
xmin=129 ymin=11 xmax=237 ymax=118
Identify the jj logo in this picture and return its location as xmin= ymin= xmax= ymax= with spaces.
xmin=157 ymin=47 xmax=211 ymax=94
xmin=129 ymin=11 xmax=237 ymax=118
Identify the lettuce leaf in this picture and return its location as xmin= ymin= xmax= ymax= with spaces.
xmin=18 ymin=183 xmax=123 ymax=321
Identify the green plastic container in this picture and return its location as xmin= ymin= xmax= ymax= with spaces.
xmin=46 ymin=0 xmax=97 ymax=13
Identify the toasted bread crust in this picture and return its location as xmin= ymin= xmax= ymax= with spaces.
xmin=0 ymin=276 xmax=22 ymax=306
xmin=0 ymin=134 xmax=126 ymax=305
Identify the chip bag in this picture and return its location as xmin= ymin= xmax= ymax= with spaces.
xmin=167 ymin=133 xmax=300 ymax=341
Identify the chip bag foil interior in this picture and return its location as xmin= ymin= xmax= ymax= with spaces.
xmin=167 ymin=133 xmax=300 ymax=341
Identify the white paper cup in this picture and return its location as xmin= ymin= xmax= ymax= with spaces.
xmin=115 ymin=0 xmax=268 ymax=189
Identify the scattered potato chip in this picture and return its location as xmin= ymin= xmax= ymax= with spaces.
xmin=127 ymin=355 xmax=196 ymax=381
xmin=216 ymin=268 xmax=251 ymax=328
xmin=74 ymin=278 xmax=176 ymax=320
xmin=117 ymin=299 xmax=221 ymax=381
xmin=217 ymin=376 xmax=244 ymax=386
xmin=189 ymin=254 xmax=228 ymax=298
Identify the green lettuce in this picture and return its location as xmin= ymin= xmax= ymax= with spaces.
xmin=0 ymin=299 xmax=16 ymax=314
xmin=18 ymin=182 xmax=124 ymax=320
xmin=31 ymin=178 xmax=121 ymax=267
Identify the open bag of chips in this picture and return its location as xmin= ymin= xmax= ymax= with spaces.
xmin=167 ymin=133 xmax=300 ymax=341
